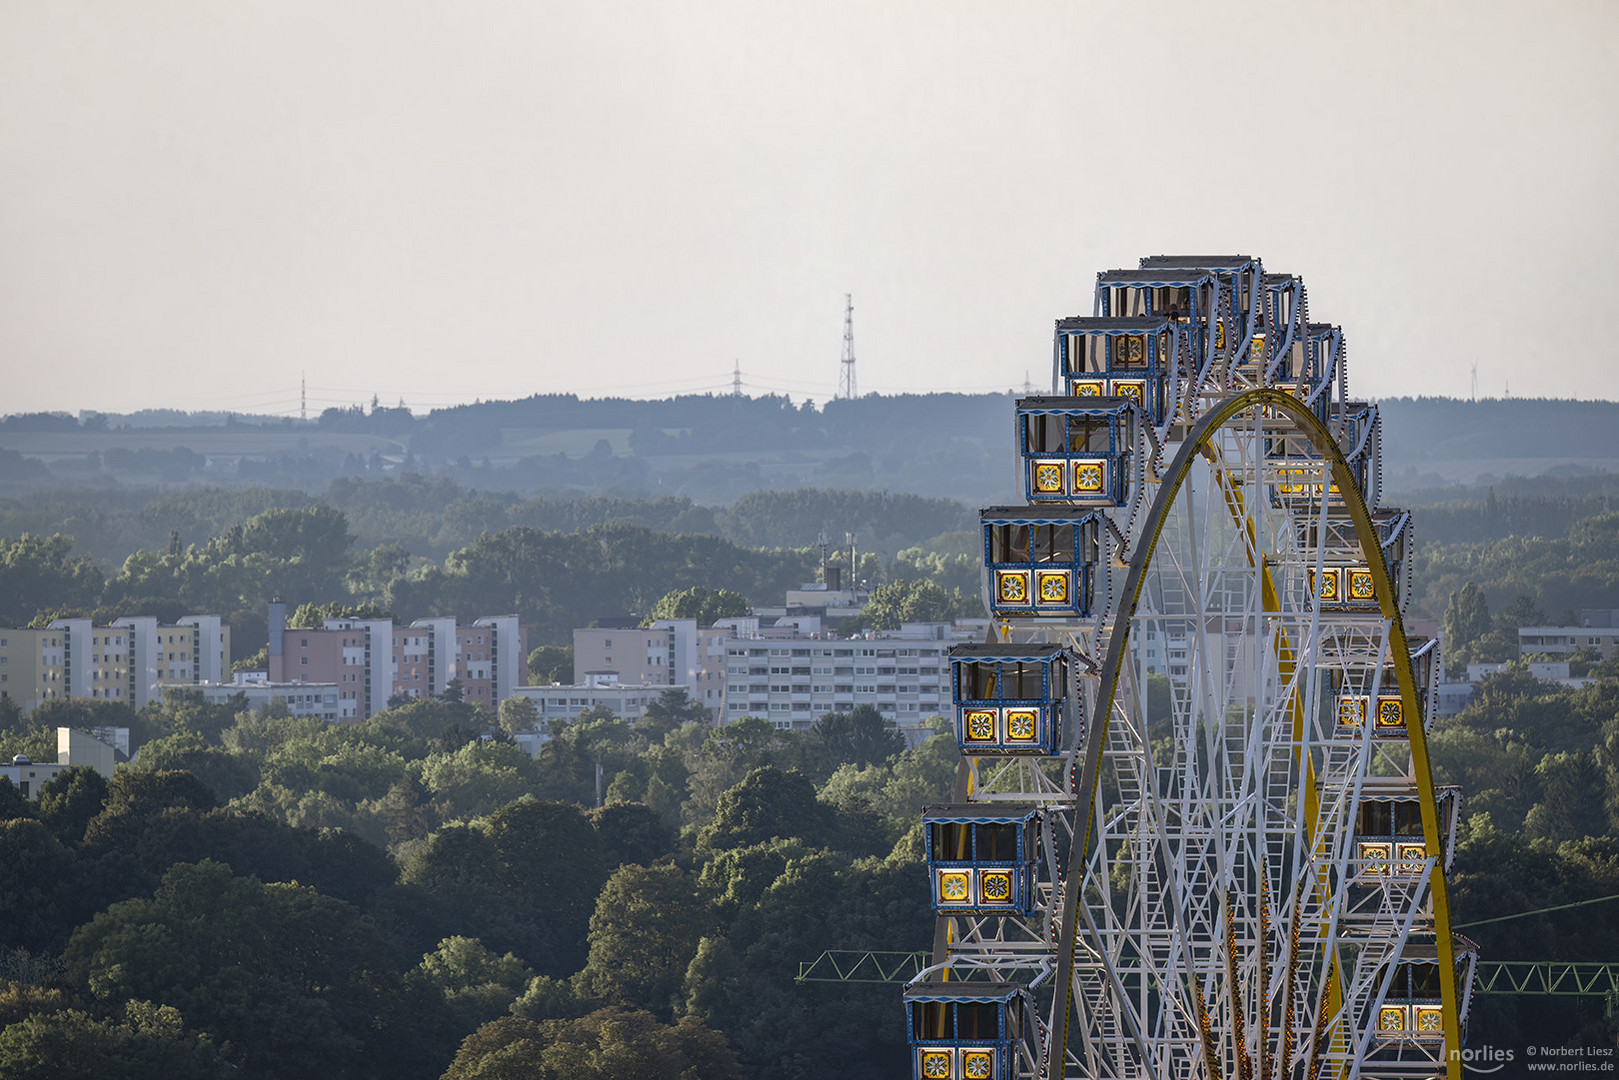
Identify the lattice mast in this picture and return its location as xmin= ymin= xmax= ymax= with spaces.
xmin=838 ymin=293 xmax=859 ymax=400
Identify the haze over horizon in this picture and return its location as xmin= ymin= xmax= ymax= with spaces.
xmin=4 ymin=1 xmax=1616 ymax=417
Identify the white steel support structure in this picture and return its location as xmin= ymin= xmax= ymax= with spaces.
xmin=905 ymin=256 xmax=1474 ymax=1080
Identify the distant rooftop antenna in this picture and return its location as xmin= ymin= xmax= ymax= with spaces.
xmin=301 ymin=371 xmax=307 ymax=421
xmin=732 ymin=361 xmax=743 ymax=398
xmin=837 ymin=294 xmax=858 ymax=400
xmin=1023 ymin=370 xmax=1033 ymax=396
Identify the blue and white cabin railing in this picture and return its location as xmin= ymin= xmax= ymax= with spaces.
xmin=1227 ymin=272 xmax=1309 ymax=389
xmin=923 ymin=804 xmax=1042 ymax=914
xmin=1267 ymin=401 xmax=1382 ymax=512
xmin=1278 ymin=321 xmax=1343 ymax=424
xmin=1136 ymin=254 xmax=1266 ymax=373
xmin=1333 ymin=637 xmax=1439 ymax=738
xmin=905 ymin=982 xmax=1036 ymax=1080
xmin=948 ymin=642 xmax=1074 ymax=756
xmin=979 ymin=507 xmax=1105 ymax=620
xmin=1302 ymin=508 xmax=1414 ymax=615
xmin=1014 ymin=396 xmax=1143 ymax=507
xmin=1366 ymin=951 xmax=1473 ymax=1045
xmin=1093 ymin=267 xmax=1220 ymax=389
xmin=1053 ymin=316 xmax=1188 ymax=428
xmin=1353 ymin=783 xmax=1461 ymax=878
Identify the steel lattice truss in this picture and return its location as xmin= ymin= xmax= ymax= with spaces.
xmin=903 ymin=256 xmax=1474 ymax=1080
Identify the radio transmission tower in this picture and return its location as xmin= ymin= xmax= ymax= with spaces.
xmin=837 ymin=294 xmax=858 ymax=399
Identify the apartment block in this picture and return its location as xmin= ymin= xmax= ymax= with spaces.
xmin=0 ymin=617 xmax=229 ymax=713
xmin=266 ymin=602 xmax=528 ymax=721
xmin=508 ymin=672 xmax=663 ymax=727
xmin=572 ymin=619 xmax=731 ymax=720
xmin=721 ymin=621 xmax=985 ymax=737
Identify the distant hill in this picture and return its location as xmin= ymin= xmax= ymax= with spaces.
xmin=1377 ymin=397 xmax=1619 ymax=485
xmin=2 ymin=393 xmax=1615 ymax=508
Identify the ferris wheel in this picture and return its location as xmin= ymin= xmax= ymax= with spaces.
xmin=903 ymin=257 xmax=1476 ymax=1080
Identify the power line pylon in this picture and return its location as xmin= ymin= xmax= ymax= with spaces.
xmin=837 ymin=294 xmax=858 ymax=400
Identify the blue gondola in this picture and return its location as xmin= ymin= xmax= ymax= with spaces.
xmin=1054 ymin=316 xmax=1184 ymax=425
xmin=923 ymin=804 xmax=1042 ymax=914
xmin=949 ymin=643 xmax=1074 ymax=755
xmin=905 ymin=982 xmax=1035 ymax=1080
xmin=980 ymin=507 xmax=1103 ymax=619
xmin=1268 ymin=402 xmax=1382 ymax=510
xmin=1015 ymin=396 xmax=1141 ymax=506
xmin=1353 ymin=786 xmax=1460 ymax=878
xmin=1303 ymin=509 xmax=1413 ymax=613
xmin=1333 ymin=637 xmax=1437 ymax=738
xmin=1137 ymin=254 xmax=1265 ymax=369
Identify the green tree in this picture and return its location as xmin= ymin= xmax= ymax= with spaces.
xmin=286 ymin=601 xmax=393 ymax=630
xmin=1441 ymin=582 xmax=1493 ymax=666
xmin=444 ymin=1008 xmax=741 ymax=1080
xmin=418 ymin=936 xmax=535 ymax=1030
xmin=65 ymin=859 xmax=421 ymax=1079
xmin=497 ymin=696 xmax=540 ymax=737
xmin=33 ymin=765 xmax=109 ymax=845
xmin=640 ymin=587 xmax=751 ymax=627
xmin=526 ymin=644 xmax=573 ymax=685
xmin=638 ymin=689 xmax=709 ymax=738
xmin=575 ymin=864 xmax=712 ymax=1017
xmin=806 ymin=705 xmax=904 ymax=776
xmin=587 ymin=802 xmax=676 ymax=870
xmin=699 ymin=766 xmax=836 ymax=852
xmin=0 ymin=533 xmax=104 ymax=627
xmin=859 ymin=578 xmax=975 ymax=630
xmin=0 ymin=1001 xmax=226 ymax=1080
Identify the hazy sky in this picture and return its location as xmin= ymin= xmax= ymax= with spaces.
xmin=3 ymin=1 xmax=1616 ymax=417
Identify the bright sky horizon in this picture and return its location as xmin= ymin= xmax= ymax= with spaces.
xmin=3 ymin=1 xmax=1617 ymax=418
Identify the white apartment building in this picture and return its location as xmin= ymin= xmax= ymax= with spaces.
xmin=508 ymin=672 xmax=664 ymax=726
xmin=1519 ymin=625 xmax=1619 ymax=660
xmin=722 ymin=621 xmax=987 ymax=737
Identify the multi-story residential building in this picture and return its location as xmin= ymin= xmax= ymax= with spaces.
xmin=1519 ymin=623 xmax=1619 ymax=660
xmin=265 ymin=602 xmax=528 ymax=720
xmin=195 ymin=674 xmax=342 ymax=721
xmin=721 ymin=621 xmax=987 ymax=738
xmin=0 ymin=617 xmax=229 ymax=713
xmin=508 ymin=671 xmax=664 ymax=728
xmin=572 ymin=619 xmax=732 ymax=720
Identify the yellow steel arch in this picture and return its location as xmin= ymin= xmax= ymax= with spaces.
xmin=1047 ymin=388 xmax=1460 ymax=1080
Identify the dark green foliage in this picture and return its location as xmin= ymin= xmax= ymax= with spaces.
xmin=859 ymin=577 xmax=980 ymax=630
xmin=640 ymin=586 xmax=752 ymax=627
xmin=402 ymin=800 xmax=606 ymax=977
xmin=0 ymin=1002 xmax=226 ymax=1080
xmin=65 ymin=860 xmax=433 ymax=1080
xmin=417 ymin=936 xmax=534 ymax=1031
xmin=132 ymin=734 xmax=259 ymax=801
xmin=805 ymin=705 xmax=905 ymax=777
xmin=587 ymin=802 xmax=676 ymax=870
xmin=0 ymin=780 xmax=29 ymax=825
xmin=0 ymin=820 xmax=81 ymax=954
xmin=700 ymin=766 xmax=836 ymax=853
xmin=443 ymin=1008 xmax=742 ymax=1080
xmin=525 ymin=643 xmax=572 ymax=685
xmin=575 ymin=864 xmax=713 ymax=1018
xmin=0 ymin=534 xmax=103 ymax=627
xmin=638 ymin=689 xmax=711 ymax=739
xmin=33 ymin=767 xmax=108 ymax=845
